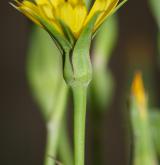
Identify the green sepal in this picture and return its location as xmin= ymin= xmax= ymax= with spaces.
xmin=93 ymin=0 xmax=127 ymax=38
xmin=72 ymin=12 xmax=100 ymax=84
xmin=34 ymin=15 xmax=72 ymax=52
xmin=58 ymin=19 xmax=75 ymax=46
xmin=63 ymin=51 xmax=74 ymax=85
xmin=63 ymin=12 xmax=100 ymax=87
xmin=111 ymin=0 xmax=128 ymax=15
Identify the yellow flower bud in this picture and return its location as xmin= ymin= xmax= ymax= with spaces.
xmin=131 ymin=71 xmax=147 ymax=119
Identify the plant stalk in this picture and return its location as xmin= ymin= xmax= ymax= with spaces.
xmin=72 ymin=85 xmax=88 ymax=165
xmin=59 ymin=122 xmax=74 ymax=165
xmin=44 ymin=84 xmax=68 ymax=165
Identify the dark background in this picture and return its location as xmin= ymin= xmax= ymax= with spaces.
xmin=0 ymin=0 xmax=160 ymax=164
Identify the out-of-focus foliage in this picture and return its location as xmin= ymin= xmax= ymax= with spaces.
xmin=93 ymin=15 xmax=118 ymax=63
xmin=58 ymin=124 xmax=74 ymax=165
xmin=130 ymin=99 xmax=158 ymax=165
xmin=130 ymin=73 xmax=158 ymax=165
xmin=27 ymin=27 xmax=71 ymax=165
xmin=148 ymin=0 xmax=160 ymax=66
xmin=158 ymin=33 xmax=160 ymax=66
xmin=150 ymin=110 xmax=160 ymax=160
xmin=27 ymin=26 xmax=66 ymax=120
xmin=148 ymin=0 xmax=160 ymax=28
xmin=91 ymin=15 xmax=118 ymax=110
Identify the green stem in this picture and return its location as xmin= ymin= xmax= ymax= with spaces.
xmin=44 ymin=124 xmax=60 ymax=165
xmin=92 ymin=109 xmax=102 ymax=165
xmin=59 ymin=122 xmax=74 ymax=165
xmin=44 ymin=84 xmax=68 ymax=165
xmin=72 ymin=85 xmax=88 ymax=165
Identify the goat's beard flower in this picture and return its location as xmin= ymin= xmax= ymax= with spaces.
xmin=12 ymin=0 xmax=126 ymax=86
xmin=12 ymin=0 xmax=120 ymax=39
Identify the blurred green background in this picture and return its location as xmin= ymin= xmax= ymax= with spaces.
xmin=0 ymin=0 xmax=160 ymax=165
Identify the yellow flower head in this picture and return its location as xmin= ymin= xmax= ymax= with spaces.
xmin=11 ymin=0 xmax=125 ymax=39
xmin=131 ymin=71 xmax=147 ymax=118
xmin=11 ymin=0 xmax=127 ymax=86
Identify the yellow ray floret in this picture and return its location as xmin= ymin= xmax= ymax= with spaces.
xmin=13 ymin=0 xmax=119 ymax=38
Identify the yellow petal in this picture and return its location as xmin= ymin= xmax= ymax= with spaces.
xmin=25 ymin=0 xmax=62 ymax=33
xmin=56 ymin=2 xmax=87 ymax=38
xmin=18 ymin=1 xmax=42 ymax=26
xmin=35 ymin=0 xmax=54 ymax=18
xmin=37 ymin=4 xmax=63 ymax=33
xmin=94 ymin=0 xmax=118 ymax=31
xmin=39 ymin=4 xmax=54 ymax=19
xmin=16 ymin=0 xmax=62 ymax=34
xmin=68 ymin=0 xmax=83 ymax=6
xmin=84 ymin=0 xmax=107 ymax=26
xmin=72 ymin=4 xmax=87 ymax=37
xmin=35 ymin=0 xmax=65 ymax=9
xmin=35 ymin=0 xmax=50 ymax=5
xmin=22 ymin=10 xmax=42 ymax=26
xmin=22 ymin=0 xmax=39 ymax=13
xmin=36 ymin=0 xmax=65 ymax=8
xmin=50 ymin=0 xmax=65 ymax=7
xmin=56 ymin=3 xmax=74 ymax=31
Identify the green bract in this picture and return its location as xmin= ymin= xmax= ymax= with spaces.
xmin=30 ymin=10 xmax=100 ymax=87
xmin=63 ymin=13 xmax=100 ymax=87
